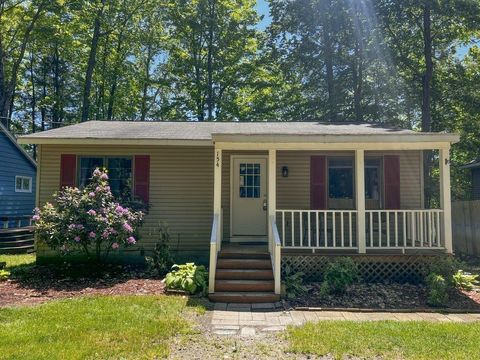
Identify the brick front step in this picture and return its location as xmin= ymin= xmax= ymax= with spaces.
xmin=215 ymin=279 xmax=274 ymax=292
xmin=217 ymin=258 xmax=272 ymax=270
xmin=218 ymin=251 xmax=270 ymax=260
xmin=209 ymin=292 xmax=280 ymax=303
xmin=215 ymin=268 xmax=274 ymax=280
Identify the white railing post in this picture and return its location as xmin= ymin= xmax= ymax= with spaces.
xmin=270 ymin=215 xmax=281 ymax=295
xmin=355 ymin=149 xmax=366 ymax=253
xmin=440 ymin=147 xmax=453 ymax=253
xmin=209 ymin=214 xmax=219 ymax=294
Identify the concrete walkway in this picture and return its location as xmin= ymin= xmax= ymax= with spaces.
xmin=211 ymin=303 xmax=480 ymax=337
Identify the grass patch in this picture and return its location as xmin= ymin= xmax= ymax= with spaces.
xmin=0 ymin=295 xmax=204 ymax=359
xmin=286 ymin=320 xmax=480 ymax=360
xmin=0 ymin=254 xmax=35 ymax=269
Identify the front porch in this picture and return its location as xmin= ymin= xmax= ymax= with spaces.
xmin=209 ymin=138 xmax=454 ymax=298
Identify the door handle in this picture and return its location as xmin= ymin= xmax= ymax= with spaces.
xmin=263 ymin=199 xmax=268 ymax=211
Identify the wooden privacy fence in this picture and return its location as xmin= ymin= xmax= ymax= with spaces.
xmin=452 ymin=200 xmax=480 ymax=255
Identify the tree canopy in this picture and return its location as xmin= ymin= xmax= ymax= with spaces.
xmin=1 ymin=0 xmax=479 ymax=199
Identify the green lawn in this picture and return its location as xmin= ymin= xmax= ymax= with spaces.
xmin=0 ymin=295 xmax=204 ymax=360
xmin=287 ymin=320 xmax=480 ymax=360
xmin=0 ymin=254 xmax=36 ymax=269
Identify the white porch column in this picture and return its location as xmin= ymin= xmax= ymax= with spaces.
xmin=209 ymin=147 xmax=222 ymax=294
xmin=439 ymin=147 xmax=453 ymax=253
xmin=214 ymin=148 xmax=222 ymax=241
xmin=355 ymin=149 xmax=366 ymax=253
xmin=268 ymin=149 xmax=277 ymax=247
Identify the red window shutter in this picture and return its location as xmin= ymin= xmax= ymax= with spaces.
xmin=60 ymin=154 xmax=77 ymax=189
xmin=384 ymin=155 xmax=401 ymax=209
xmin=310 ymin=156 xmax=327 ymax=209
xmin=134 ymin=155 xmax=150 ymax=203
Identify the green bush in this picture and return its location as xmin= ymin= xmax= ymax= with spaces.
xmin=33 ymin=168 xmax=144 ymax=262
xmin=165 ymin=263 xmax=208 ymax=295
xmin=0 ymin=269 xmax=10 ymax=281
xmin=145 ymin=223 xmax=174 ymax=277
xmin=426 ymin=273 xmax=449 ymax=307
xmin=428 ymin=256 xmax=463 ymax=284
xmin=453 ymin=270 xmax=479 ymax=291
xmin=320 ymin=257 xmax=360 ymax=295
xmin=282 ymin=266 xmax=308 ymax=299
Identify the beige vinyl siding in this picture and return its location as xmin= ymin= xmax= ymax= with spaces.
xmin=37 ymin=145 xmax=423 ymax=259
xmin=37 ymin=145 xmax=214 ymax=260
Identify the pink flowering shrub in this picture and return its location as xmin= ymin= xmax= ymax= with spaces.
xmin=33 ymin=168 xmax=144 ymax=262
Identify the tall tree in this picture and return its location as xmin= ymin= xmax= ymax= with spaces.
xmin=0 ymin=0 xmax=47 ymax=128
xmin=81 ymin=0 xmax=106 ymax=122
xmin=166 ymin=0 xmax=261 ymax=121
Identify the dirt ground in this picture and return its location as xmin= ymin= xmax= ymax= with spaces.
xmin=287 ymin=282 xmax=480 ymax=310
xmin=0 ymin=263 xmax=165 ymax=307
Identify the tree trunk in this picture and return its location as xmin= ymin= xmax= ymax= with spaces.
xmin=353 ymin=40 xmax=363 ymax=122
xmin=52 ymin=44 xmax=62 ymax=127
xmin=140 ymin=43 xmax=152 ymax=121
xmin=0 ymin=3 xmax=44 ymax=129
xmin=422 ymin=1 xmax=434 ymax=207
xmin=0 ymin=39 xmax=8 ymax=128
xmin=206 ymin=0 xmax=215 ymax=121
xmin=321 ymin=1 xmax=335 ymax=121
xmin=29 ymin=49 xmax=37 ymax=158
xmin=40 ymin=58 xmax=47 ymax=131
xmin=81 ymin=0 xmax=106 ymax=122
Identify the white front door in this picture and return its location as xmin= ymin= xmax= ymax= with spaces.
xmin=231 ymin=156 xmax=268 ymax=240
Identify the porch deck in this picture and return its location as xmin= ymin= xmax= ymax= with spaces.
xmin=209 ymin=136 xmax=455 ymax=300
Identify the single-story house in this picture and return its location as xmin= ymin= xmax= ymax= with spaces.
xmin=461 ymin=159 xmax=480 ymax=200
xmin=0 ymin=122 xmax=37 ymax=228
xmin=19 ymin=121 xmax=459 ymax=302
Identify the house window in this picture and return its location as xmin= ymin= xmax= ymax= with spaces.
xmin=239 ymin=163 xmax=261 ymax=198
xmin=365 ymin=158 xmax=381 ymax=200
xmin=328 ymin=158 xmax=353 ymax=199
xmin=15 ymin=176 xmax=32 ymax=193
xmin=78 ymin=156 xmax=132 ymax=199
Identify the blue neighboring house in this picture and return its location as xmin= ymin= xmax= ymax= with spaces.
xmin=0 ymin=122 xmax=37 ymax=228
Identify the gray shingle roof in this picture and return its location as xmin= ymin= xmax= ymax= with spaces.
xmin=20 ymin=121 xmax=412 ymax=138
xmin=18 ymin=120 xmax=459 ymax=144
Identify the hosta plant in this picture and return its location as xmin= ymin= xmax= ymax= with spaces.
xmin=165 ymin=263 xmax=208 ymax=295
xmin=33 ymin=168 xmax=144 ymax=262
xmin=453 ymin=270 xmax=479 ymax=291
xmin=0 ymin=269 xmax=10 ymax=281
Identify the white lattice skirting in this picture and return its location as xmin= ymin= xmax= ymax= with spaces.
xmin=282 ymin=255 xmax=438 ymax=284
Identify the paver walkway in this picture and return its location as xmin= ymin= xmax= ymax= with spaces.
xmin=211 ymin=303 xmax=480 ymax=337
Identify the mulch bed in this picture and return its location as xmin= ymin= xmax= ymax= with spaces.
xmin=286 ymin=282 xmax=480 ymax=311
xmin=0 ymin=264 xmax=165 ymax=308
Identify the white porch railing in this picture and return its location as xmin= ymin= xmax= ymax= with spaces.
xmin=269 ymin=215 xmax=282 ymax=294
xmin=208 ymin=213 xmax=222 ymax=294
xmin=366 ymin=210 xmax=443 ymax=250
xmin=276 ymin=209 xmax=444 ymax=252
xmin=276 ymin=210 xmax=358 ymax=250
